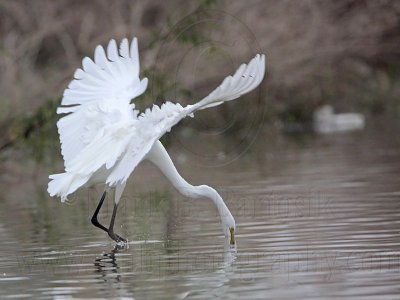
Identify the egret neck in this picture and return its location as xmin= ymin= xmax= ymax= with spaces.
xmin=146 ymin=141 xmax=236 ymax=244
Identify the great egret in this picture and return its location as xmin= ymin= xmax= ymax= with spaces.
xmin=47 ymin=38 xmax=265 ymax=244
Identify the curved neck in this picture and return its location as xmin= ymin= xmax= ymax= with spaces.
xmin=146 ymin=142 xmax=194 ymax=195
xmin=196 ymin=185 xmax=233 ymax=222
xmin=145 ymin=141 xmax=234 ymax=225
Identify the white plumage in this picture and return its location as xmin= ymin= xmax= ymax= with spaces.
xmin=48 ymin=37 xmax=265 ymax=243
xmin=313 ymin=105 xmax=365 ymax=134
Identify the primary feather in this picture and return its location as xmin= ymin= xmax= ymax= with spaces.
xmin=57 ymin=38 xmax=147 ymax=167
xmin=48 ymin=37 xmax=265 ymax=202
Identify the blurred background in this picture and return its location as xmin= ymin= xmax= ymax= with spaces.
xmin=0 ymin=1 xmax=400 ymax=299
xmin=1 ymin=0 xmax=399 ymax=166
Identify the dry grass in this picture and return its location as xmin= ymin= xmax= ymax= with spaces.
xmin=0 ymin=0 xmax=183 ymax=117
xmin=0 ymin=0 xmax=399 ymax=144
xmin=225 ymin=0 xmax=400 ymax=113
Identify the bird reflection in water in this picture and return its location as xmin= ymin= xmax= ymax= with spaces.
xmin=92 ymin=239 xmax=236 ymax=293
xmin=94 ymin=244 xmax=127 ymax=283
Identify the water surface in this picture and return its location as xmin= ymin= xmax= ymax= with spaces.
xmin=0 ymin=125 xmax=399 ymax=299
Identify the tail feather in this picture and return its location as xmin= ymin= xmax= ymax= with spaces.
xmin=48 ymin=172 xmax=90 ymax=202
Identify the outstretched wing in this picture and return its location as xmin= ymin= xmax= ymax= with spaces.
xmin=56 ymin=38 xmax=147 ymax=168
xmin=106 ymin=54 xmax=266 ymax=186
xmin=50 ymin=52 xmax=265 ymax=199
xmin=60 ymin=38 xmax=147 ymax=109
xmin=196 ymin=54 xmax=265 ymax=110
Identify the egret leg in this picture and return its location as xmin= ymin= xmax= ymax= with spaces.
xmin=91 ymin=191 xmax=109 ymax=232
xmin=108 ymin=203 xmax=127 ymax=243
xmin=91 ymin=191 xmax=126 ymax=242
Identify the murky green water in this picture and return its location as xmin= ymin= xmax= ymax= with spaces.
xmin=0 ymin=124 xmax=400 ymax=299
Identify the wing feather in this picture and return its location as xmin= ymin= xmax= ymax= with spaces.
xmin=61 ymin=37 xmax=147 ymax=107
xmin=120 ymin=38 xmax=130 ymax=59
xmin=94 ymin=45 xmax=108 ymax=68
xmin=196 ymin=54 xmax=265 ymax=110
xmin=107 ymin=39 xmax=119 ymax=62
xmin=130 ymin=38 xmax=139 ymax=77
xmin=57 ymin=37 xmax=147 ymax=169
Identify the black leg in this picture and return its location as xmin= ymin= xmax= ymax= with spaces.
xmin=108 ymin=203 xmax=127 ymax=243
xmin=91 ymin=191 xmax=108 ymax=232
xmin=91 ymin=191 xmax=127 ymax=243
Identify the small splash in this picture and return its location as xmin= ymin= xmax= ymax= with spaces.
xmin=115 ymin=240 xmax=129 ymax=249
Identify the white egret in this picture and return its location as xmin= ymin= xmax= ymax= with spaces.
xmin=47 ymin=38 xmax=265 ymax=244
xmin=313 ymin=105 xmax=365 ymax=134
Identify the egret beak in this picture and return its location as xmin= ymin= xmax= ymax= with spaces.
xmin=229 ymin=227 xmax=235 ymax=245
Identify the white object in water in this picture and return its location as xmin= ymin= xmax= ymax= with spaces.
xmin=47 ymin=37 xmax=266 ymax=244
xmin=313 ymin=105 xmax=365 ymax=134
